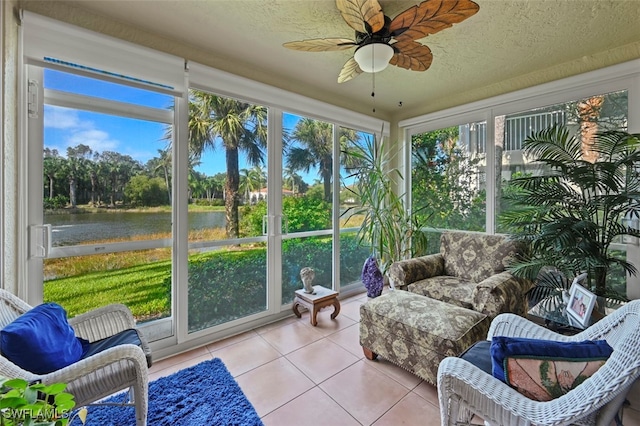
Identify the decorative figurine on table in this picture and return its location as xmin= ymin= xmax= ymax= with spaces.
xmin=300 ymin=267 xmax=315 ymax=294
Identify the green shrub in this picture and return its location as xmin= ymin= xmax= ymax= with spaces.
xmin=240 ymin=196 xmax=331 ymax=237
xmin=281 ymin=237 xmax=333 ymax=303
xmin=339 ymin=234 xmax=371 ymax=284
xmin=184 ymin=234 xmax=368 ymax=318
xmin=123 ymin=176 xmax=168 ymax=207
xmin=193 ymin=198 xmax=224 ymax=206
xmin=44 ymin=195 xmax=69 ymax=210
xmin=185 ymin=249 xmax=267 ymax=331
xmin=281 ymin=234 xmax=367 ymax=303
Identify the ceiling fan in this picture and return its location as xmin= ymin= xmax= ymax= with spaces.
xmin=283 ymin=0 xmax=480 ymax=83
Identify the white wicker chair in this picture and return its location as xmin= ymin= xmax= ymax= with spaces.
xmin=0 ymin=288 xmax=150 ymax=426
xmin=438 ymin=299 xmax=640 ymax=426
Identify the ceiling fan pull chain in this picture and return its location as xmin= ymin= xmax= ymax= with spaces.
xmin=372 ymin=67 xmax=376 ymax=114
xmin=373 ymin=46 xmax=376 ymax=113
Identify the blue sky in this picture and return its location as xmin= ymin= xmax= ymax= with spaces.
xmin=43 ymin=69 xmax=339 ymax=184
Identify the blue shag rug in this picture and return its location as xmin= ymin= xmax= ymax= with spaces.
xmin=81 ymin=358 xmax=263 ymax=426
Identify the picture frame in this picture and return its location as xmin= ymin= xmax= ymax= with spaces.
xmin=566 ymin=275 xmax=596 ymax=328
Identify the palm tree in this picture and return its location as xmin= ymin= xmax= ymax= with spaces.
xmin=203 ymin=176 xmax=221 ymax=202
xmin=99 ymin=151 xmax=143 ymax=207
xmin=188 ymin=90 xmax=267 ymax=239
xmin=64 ymin=144 xmax=92 ymax=208
xmin=239 ymin=165 xmax=266 ymax=203
xmin=43 ymin=148 xmax=64 ymax=200
xmin=154 ymin=148 xmax=172 ymax=205
xmin=287 ymin=119 xmax=358 ymax=202
xmin=283 ymin=165 xmax=303 ymax=195
xmin=500 ymin=125 xmax=640 ymax=299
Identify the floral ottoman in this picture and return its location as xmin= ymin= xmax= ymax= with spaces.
xmin=359 ymin=290 xmax=490 ymax=384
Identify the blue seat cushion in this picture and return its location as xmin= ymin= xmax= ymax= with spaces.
xmin=82 ymin=328 xmax=152 ymax=367
xmin=459 ymin=339 xmax=492 ymax=375
xmin=0 ymin=303 xmax=89 ymax=374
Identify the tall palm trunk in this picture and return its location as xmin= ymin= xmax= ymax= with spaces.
xmin=163 ymin=165 xmax=172 ymax=205
xmin=225 ymin=147 xmax=240 ymax=239
xmin=69 ymin=176 xmax=77 ymax=208
xmin=322 ymin=168 xmax=332 ymax=202
xmin=47 ymin=174 xmax=55 ymax=199
xmin=494 ymin=116 xmax=505 ymax=217
xmin=90 ymin=172 xmax=97 ymax=207
xmin=578 ymin=96 xmax=604 ymax=163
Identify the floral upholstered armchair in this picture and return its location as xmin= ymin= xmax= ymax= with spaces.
xmin=389 ymin=231 xmax=532 ymax=318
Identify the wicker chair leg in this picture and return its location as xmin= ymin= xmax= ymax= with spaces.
xmin=134 ymin=383 xmax=148 ymax=426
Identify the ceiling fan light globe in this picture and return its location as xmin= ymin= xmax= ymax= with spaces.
xmin=354 ymin=43 xmax=394 ymax=73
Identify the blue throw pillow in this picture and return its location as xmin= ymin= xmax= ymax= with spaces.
xmin=0 ymin=303 xmax=89 ymax=374
xmin=491 ymin=336 xmax=613 ymax=401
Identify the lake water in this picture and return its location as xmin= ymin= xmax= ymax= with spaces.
xmin=46 ymin=211 xmax=226 ymax=246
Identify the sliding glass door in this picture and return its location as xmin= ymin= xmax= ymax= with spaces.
xmin=28 ymin=65 xmax=176 ymax=341
xmin=186 ymin=89 xmax=270 ymax=333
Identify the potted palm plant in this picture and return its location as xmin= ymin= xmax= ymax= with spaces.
xmin=342 ymin=133 xmax=428 ymax=297
xmin=499 ymin=125 xmax=640 ymax=309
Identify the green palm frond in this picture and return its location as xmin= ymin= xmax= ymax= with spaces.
xmin=342 ymin=133 xmax=429 ymax=275
xmin=500 ymin=125 xmax=640 ymax=300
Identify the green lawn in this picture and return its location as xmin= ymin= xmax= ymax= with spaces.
xmin=44 ymin=258 xmax=172 ymax=321
xmin=44 ymin=235 xmax=367 ymax=324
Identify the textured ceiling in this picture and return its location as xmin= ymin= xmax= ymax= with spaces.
xmin=21 ymin=0 xmax=640 ymax=121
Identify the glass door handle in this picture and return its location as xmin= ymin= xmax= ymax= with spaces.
xmin=262 ymin=215 xmax=288 ymax=236
xmin=29 ymin=224 xmax=51 ymax=258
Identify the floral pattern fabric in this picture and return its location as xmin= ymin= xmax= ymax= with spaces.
xmin=388 ymin=231 xmax=532 ymax=318
xmin=505 ymin=357 xmax=607 ymax=401
xmin=408 ymin=277 xmax=475 ymax=310
xmin=359 ymin=290 xmax=489 ymax=384
xmin=389 ymin=253 xmax=444 ymax=291
xmin=440 ymin=231 xmax=521 ymax=283
xmin=361 ymin=232 xmax=532 ymax=384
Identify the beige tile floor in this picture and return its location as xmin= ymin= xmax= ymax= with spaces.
xmin=148 ymin=293 xmax=640 ymax=425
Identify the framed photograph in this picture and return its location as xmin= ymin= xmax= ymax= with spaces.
xmin=566 ymin=276 xmax=596 ymax=328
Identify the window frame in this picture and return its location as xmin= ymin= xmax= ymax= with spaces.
xmin=400 ymin=58 xmax=640 ymax=299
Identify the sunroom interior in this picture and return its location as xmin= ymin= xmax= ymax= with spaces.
xmin=2 ymin=0 xmax=640 ymax=377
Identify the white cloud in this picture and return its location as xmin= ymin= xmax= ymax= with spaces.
xmin=43 ymin=107 xmax=89 ymax=130
xmin=67 ymin=129 xmax=119 ymax=153
xmin=45 ymin=106 xmax=121 ymax=155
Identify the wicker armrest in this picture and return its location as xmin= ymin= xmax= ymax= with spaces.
xmin=69 ymin=304 xmax=137 ymax=342
xmin=42 ymin=344 xmax=147 ymax=384
xmin=42 ymin=344 xmax=149 ymax=408
xmin=388 ymin=253 xmax=444 ymax=290
xmin=487 ymin=313 xmax=572 ymax=342
xmin=0 ymin=344 xmax=148 ymax=398
xmin=438 ymin=356 xmax=620 ymax=426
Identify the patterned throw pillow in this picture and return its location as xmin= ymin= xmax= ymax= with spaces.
xmin=491 ymin=336 xmax=613 ymax=401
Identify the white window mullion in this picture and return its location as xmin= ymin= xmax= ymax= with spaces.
xmin=24 ymin=66 xmax=44 ymax=305
xmin=332 ymin=124 xmax=341 ymax=292
xmin=267 ymin=107 xmax=283 ymax=313
xmin=174 ymin=73 xmax=190 ymax=344
xmin=44 ymin=89 xmax=172 ymax=124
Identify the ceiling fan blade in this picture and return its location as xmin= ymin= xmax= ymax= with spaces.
xmin=389 ymin=0 xmax=480 ymax=42
xmin=336 ymin=0 xmax=385 ymax=34
xmin=389 ymin=40 xmax=433 ymax=71
xmin=283 ymin=38 xmax=357 ymax=52
xmin=338 ymin=57 xmax=363 ymax=83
